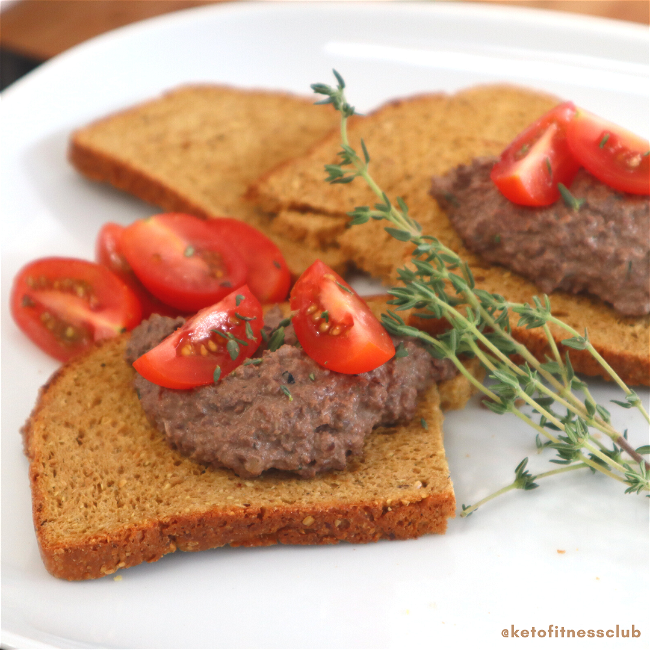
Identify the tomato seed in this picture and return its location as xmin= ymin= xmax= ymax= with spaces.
xmin=627 ymin=153 xmax=641 ymax=169
xmin=318 ymin=322 xmax=330 ymax=334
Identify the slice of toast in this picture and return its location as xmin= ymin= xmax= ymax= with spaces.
xmin=247 ymin=85 xmax=650 ymax=386
xmin=68 ymin=84 xmax=346 ymax=277
xmin=21 ymin=298 xmax=482 ymax=580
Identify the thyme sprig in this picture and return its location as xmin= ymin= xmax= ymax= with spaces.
xmin=311 ymin=72 xmax=649 ymax=513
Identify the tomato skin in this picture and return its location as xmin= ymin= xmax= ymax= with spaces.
xmin=95 ymin=223 xmax=183 ymax=319
xmin=133 ymin=286 xmax=263 ymax=389
xmin=204 ymin=218 xmax=291 ymax=304
xmin=10 ymin=257 xmax=142 ymax=362
xmin=566 ymin=108 xmax=650 ymax=195
xmin=120 ymin=213 xmax=248 ymax=312
xmin=290 ymin=260 xmax=395 ymax=374
xmin=491 ymin=102 xmax=580 ymax=206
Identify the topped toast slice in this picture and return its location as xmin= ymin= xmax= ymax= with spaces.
xmin=22 ymin=297 xmax=481 ymax=580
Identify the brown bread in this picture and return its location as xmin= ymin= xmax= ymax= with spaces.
xmin=22 ymin=298 xmax=482 ymax=580
xmin=68 ymin=84 xmax=346 ymax=277
xmin=248 ymin=85 xmax=649 ymax=386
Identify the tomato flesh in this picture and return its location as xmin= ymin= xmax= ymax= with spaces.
xmin=11 ymin=257 xmax=142 ymax=362
xmin=491 ymin=102 xmax=580 ymax=206
xmin=133 ymin=286 xmax=263 ymax=389
xmin=96 ymin=222 xmax=183 ymax=319
xmin=290 ymin=260 xmax=395 ymax=374
xmin=204 ymin=218 xmax=291 ymax=304
xmin=566 ymin=108 xmax=649 ymax=195
xmin=120 ymin=213 xmax=248 ymax=312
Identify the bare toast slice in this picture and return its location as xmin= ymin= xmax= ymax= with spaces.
xmin=22 ymin=298 xmax=482 ymax=580
xmin=68 ymin=84 xmax=346 ymax=276
xmin=248 ymin=85 xmax=649 ymax=386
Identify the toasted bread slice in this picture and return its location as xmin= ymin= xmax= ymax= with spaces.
xmin=68 ymin=85 xmax=346 ymax=276
xmin=248 ymin=85 xmax=649 ymax=386
xmin=22 ymin=298 xmax=482 ymax=580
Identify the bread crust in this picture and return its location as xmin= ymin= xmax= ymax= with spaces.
xmin=31 ymin=494 xmax=454 ymax=581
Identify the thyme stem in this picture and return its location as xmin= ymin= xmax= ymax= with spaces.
xmin=311 ymin=72 xmax=650 ymax=511
xmin=460 ymin=463 xmax=590 ymax=517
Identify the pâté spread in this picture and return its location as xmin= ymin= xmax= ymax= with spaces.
xmin=126 ymin=309 xmax=457 ymax=478
xmin=430 ymin=157 xmax=650 ymax=316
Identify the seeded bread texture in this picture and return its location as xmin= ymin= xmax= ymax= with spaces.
xmin=22 ymin=298 xmax=482 ymax=580
xmin=68 ymin=85 xmax=345 ymax=276
xmin=248 ymin=85 xmax=649 ymax=386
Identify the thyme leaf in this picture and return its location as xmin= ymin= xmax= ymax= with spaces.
xmin=226 ymin=339 xmax=240 ymax=361
xmin=557 ymin=183 xmax=585 ymax=211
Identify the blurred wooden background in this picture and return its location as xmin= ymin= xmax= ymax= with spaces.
xmin=1 ymin=1 xmax=648 ymax=89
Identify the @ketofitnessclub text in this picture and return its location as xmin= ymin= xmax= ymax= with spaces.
xmin=502 ymin=625 xmax=641 ymax=639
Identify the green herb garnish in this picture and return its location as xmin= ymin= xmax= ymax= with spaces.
xmin=311 ymin=71 xmax=650 ymax=514
xmin=268 ymin=326 xmax=285 ymax=352
xmin=395 ymin=341 xmax=409 ymax=358
xmin=557 ymin=183 xmax=585 ymax=211
xmin=226 ymin=339 xmax=240 ymax=361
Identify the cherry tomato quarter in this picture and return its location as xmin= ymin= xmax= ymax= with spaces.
xmin=120 ymin=213 xmax=248 ymax=312
xmin=204 ymin=218 xmax=291 ymax=304
xmin=566 ymin=108 xmax=649 ymax=196
xmin=132 ymin=286 xmax=263 ymax=389
xmin=290 ymin=260 xmax=395 ymax=374
xmin=95 ymin=222 xmax=182 ymax=319
xmin=491 ymin=102 xmax=580 ymax=206
xmin=11 ymin=257 xmax=142 ymax=362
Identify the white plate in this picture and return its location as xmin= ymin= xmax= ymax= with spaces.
xmin=2 ymin=3 xmax=648 ymax=648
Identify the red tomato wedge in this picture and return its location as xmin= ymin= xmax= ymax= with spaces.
xmin=491 ymin=102 xmax=580 ymax=206
xmin=96 ymin=222 xmax=183 ymax=319
xmin=204 ymin=218 xmax=291 ymax=304
xmin=120 ymin=213 xmax=248 ymax=312
xmin=11 ymin=257 xmax=142 ymax=362
xmin=290 ymin=260 xmax=395 ymax=374
xmin=566 ymin=108 xmax=650 ymax=195
xmin=133 ymin=286 xmax=263 ymax=389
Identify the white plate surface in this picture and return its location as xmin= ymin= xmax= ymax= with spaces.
xmin=1 ymin=3 xmax=648 ymax=648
